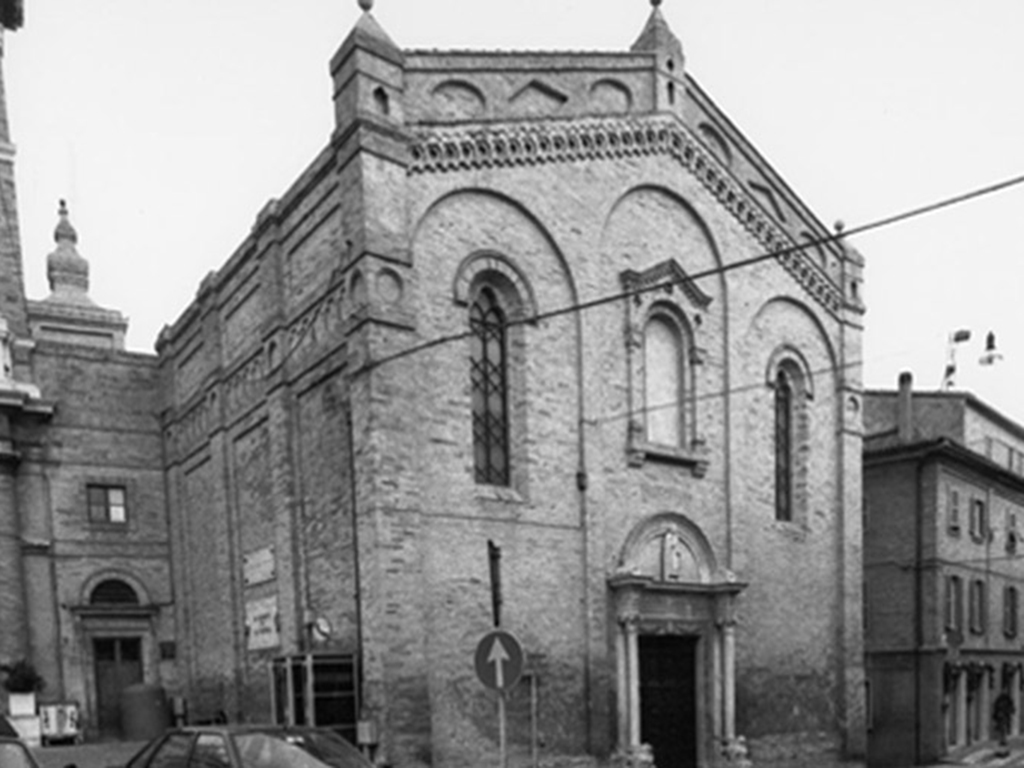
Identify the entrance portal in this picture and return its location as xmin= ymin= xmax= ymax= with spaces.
xmin=610 ymin=513 xmax=746 ymax=765
xmin=640 ymin=635 xmax=698 ymax=768
xmin=94 ymin=637 xmax=142 ymax=738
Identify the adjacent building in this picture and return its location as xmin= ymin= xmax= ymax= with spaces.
xmin=1 ymin=3 xmax=867 ymax=765
xmin=0 ymin=16 xmax=173 ymax=742
xmin=864 ymin=373 xmax=1024 ymax=766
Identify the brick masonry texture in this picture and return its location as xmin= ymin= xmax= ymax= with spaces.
xmin=150 ymin=10 xmax=866 ymax=767
xmin=2 ymin=5 xmax=866 ymax=765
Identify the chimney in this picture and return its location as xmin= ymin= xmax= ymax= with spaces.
xmin=897 ymin=371 xmax=914 ymax=443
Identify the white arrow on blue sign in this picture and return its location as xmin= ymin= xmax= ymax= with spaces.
xmin=474 ymin=629 xmax=524 ymax=691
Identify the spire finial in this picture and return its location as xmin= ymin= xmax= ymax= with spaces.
xmin=358 ymin=0 xmax=373 ymax=11
xmin=54 ymin=198 xmax=78 ymax=245
xmin=651 ymin=0 xmax=662 ymax=6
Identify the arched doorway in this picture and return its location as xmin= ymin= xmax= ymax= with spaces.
xmin=609 ymin=514 xmax=745 ymax=768
xmin=71 ymin=575 xmax=158 ymax=739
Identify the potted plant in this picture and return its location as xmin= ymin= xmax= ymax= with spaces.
xmin=1 ymin=660 xmax=45 ymax=717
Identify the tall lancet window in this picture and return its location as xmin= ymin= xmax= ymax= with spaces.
xmin=774 ymin=368 xmax=795 ymax=521
xmin=470 ymin=288 xmax=509 ymax=485
xmin=643 ymin=315 xmax=684 ymax=447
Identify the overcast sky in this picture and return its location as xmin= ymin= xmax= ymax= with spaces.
xmin=8 ymin=0 xmax=1024 ymax=423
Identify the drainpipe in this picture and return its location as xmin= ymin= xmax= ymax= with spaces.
xmin=345 ymin=405 xmax=365 ymax=716
xmin=914 ymin=457 xmax=925 ymax=765
xmin=900 ymin=370 xmax=924 ymax=763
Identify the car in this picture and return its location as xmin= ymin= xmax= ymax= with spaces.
xmin=0 ymin=736 xmax=43 ymax=768
xmin=123 ymin=726 xmax=373 ymax=768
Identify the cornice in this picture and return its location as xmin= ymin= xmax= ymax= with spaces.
xmin=621 ymin=259 xmax=712 ymax=309
xmin=408 ymin=115 xmax=844 ymax=318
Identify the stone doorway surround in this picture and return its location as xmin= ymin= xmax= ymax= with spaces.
xmin=609 ymin=513 xmax=745 ymax=766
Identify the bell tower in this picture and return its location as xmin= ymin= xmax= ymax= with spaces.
xmin=0 ymin=3 xmax=27 ymax=337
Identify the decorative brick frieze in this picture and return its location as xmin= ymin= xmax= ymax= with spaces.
xmin=409 ymin=116 xmax=843 ymax=317
xmin=286 ymin=280 xmax=347 ymax=367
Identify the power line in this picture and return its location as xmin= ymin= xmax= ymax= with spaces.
xmin=364 ymin=171 xmax=1024 ymax=373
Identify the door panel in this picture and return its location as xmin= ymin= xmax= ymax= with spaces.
xmin=94 ymin=637 xmax=143 ymax=738
xmin=639 ymin=634 xmax=698 ymax=768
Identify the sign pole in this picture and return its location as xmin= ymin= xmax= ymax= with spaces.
xmin=488 ymin=540 xmax=502 ymax=628
xmin=499 ymin=691 xmax=508 ymax=768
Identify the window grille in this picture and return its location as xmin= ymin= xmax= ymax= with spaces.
xmin=90 ymin=579 xmax=139 ymax=605
xmin=774 ymin=368 xmax=794 ymax=522
xmin=470 ymin=288 xmax=509 ymax=486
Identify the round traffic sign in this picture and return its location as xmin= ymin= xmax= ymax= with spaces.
xmin=474 ymin=630 xmax=523 ymax=691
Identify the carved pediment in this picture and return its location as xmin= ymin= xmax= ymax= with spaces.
xmin=620 ymin=259 xmax=712 ymax=309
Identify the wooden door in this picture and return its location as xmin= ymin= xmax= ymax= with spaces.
xmin=94 ymin=637 xmax=143 ymax=738
xmin=639 ymin=634 xmax=698 ymax=768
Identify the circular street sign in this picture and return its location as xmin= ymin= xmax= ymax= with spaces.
xmin=474 ymin=630 xmax=524 ymax=691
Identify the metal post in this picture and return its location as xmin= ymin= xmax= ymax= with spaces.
xmin=530 ymin=673 xmax=539 ymax=768
xmin=499 ymin=691 xmax=508 ymax=768
xmin=488 ymin=540 xmax=502 ymax=628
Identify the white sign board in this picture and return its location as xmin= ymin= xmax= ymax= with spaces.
xmin=243 ymin=546 xmax=276 ymax=587
xmin=245 ymin=596 xmax=280 ymax=650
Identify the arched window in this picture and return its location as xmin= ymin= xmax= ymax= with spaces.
xmin=775 ymin=367 xmax=795 ymax=521
xmin=770 ymin=352 xmax=811 ymax=523
xmin=470 ymin=288 xmax=509 ymax=485
xmin=643 ymin=314 xmax=685 ymax=447
xmin=90 ymin=579 xmax=139 ymax=605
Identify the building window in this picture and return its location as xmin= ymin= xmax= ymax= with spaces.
xmin=969 ymin=579 xmax=987 ymax=635
xmin=774 ymin=368 xmax=795 ymax=521
xmin=1004 ymin=585 xmax=1019 ymax=638
xmin=948 ymin=488 xmax=961 ymax=535
xmin=766 ymin=352 xmax=812 ymax=524
xmin=945 ymin=575 xmax=963 ymax=632
xmin=643 ymin=314 xmax=685 ymax=447
xmin=88 ymin=484 xmax=127 ymax=524
xmin=969 ymin=498 xmax=987 ymax=542
xmin=470 ymin=287 xmax=509 ymax=486
xmin=90 ymin=579 xmax=139 ymax=605
xmin=271 ymin=654 xmax=358 ymax=744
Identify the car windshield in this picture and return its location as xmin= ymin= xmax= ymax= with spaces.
xmin=0 ymin=742 xmax=37 ymax=768
xmin=234 ymin=732 xmax=365 ymax=768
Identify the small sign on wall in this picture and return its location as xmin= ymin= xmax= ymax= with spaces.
xmin=246 ymin=596 xmax=280 ymax=650
xmin=243 ymin=546 xmax=276 ymax=587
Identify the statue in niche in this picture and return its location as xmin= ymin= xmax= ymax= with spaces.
xmin=661 ymin=530 xmax=692 ymax=581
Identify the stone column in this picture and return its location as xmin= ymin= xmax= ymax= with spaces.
xmin=723 ymin=621 xmax=737 ymax=741
xmin=956 ymin=672 xmax=967 ymax=746
xmin=616 ymin=619 xmax=629 ymax=749
xmin=711 ymin=622 xmax=722 ymax=744
xmin=981 ymin=671 xmax=992 ymax=741
xmin=1014 ymin=668 xmax=1022 ymax=737
xmin=0 ymin=411 xmax=27 ymax=662
xmin=625 ymin=616 xmax=641 ymax=748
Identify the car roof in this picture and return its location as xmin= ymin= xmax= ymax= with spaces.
xmin=0 ymin=716 xmax=20 ymax=739
xmin=176 ymin=725 xmax=322 ymax=732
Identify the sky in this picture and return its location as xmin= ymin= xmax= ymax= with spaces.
xmin=7 ymin=0 xmax=1024 ymax=422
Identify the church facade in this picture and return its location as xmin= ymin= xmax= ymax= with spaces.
xmin=0 ymin=3 xmax=866 ymax=766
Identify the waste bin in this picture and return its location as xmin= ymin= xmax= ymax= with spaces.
xmin=120 ymin=684 xmax=171 ymax=741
